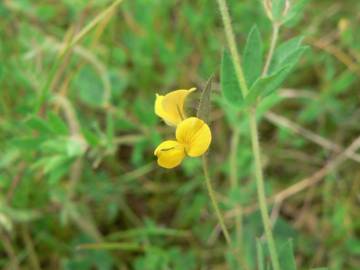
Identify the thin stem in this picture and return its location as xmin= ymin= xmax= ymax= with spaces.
xmin=262 ymin=23 xmax=280 ymax=76
xmin=202 ymin=156 xmax=232 ymax=245
xmin=0 ymin=231 xmax=20 ymax=270
xmin=230 ymin=128 xmax=250 ymax=270
xmin=216 ymin=0 xmax=248 ymax=97
xmin=229 ymin=128 xmax=243 ymax=246
xmin=249 ymin=112 xmax=281 ymax=270
xmin=216 ymin=0 xmax=281 ymax=269
xmin=21 ymin=225 xmax=42 ymax=270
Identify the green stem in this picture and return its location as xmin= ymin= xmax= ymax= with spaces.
xmin=202 ymin=156 xmax=232 ymax=245
xmin=229 ymin=129 xmax=243 ymax=246
xmin=216 ymin=0 xmax=281 ymax=269
xmin=230 ymin=128 xmax=250 ymax=270
xmin=249 ymin=112 xmax=280 ymax=270
xmin=216 ymin=0 xmax=248 ymax=97
xmin=203 ymin=156 xmax=249 ymax=270
xmin=262 ymin=23 xmax=280 ymax=76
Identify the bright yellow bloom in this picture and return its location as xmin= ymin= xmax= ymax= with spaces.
xmin=155 ymin=88 xmax=196 ymax=126
xmin=153 ymin=140 xmax=185 ymax=169
xmin=154 ymin=117 xmax=211 ymax=168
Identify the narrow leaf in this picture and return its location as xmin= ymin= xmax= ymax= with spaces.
xmin=284 ymin=0 xmax=309 ymax=26
xmin=47 ymin=112 xmax=69 ymax=135
xmin=243 ymin=25 xmax=263 ymax=87
xmin=270 ymin=36 xmax=304 ymax=73
xmin=197 ymin=75 xmax=213 ymax=122
xmin=221 ymin=50 xmax=244 ymax=107
xmin=246 ymin=46 xmax=307 ymax=104
xmin=246 ymin=65 xmax=290 ymax=104
xmin=278 ymin=239 xmax=297 ymax=270
xmin=26 ymin=116 xmax=54 ymax=134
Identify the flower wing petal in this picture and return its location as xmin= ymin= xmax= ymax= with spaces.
xmin=154 ymin=140 xmax=185 ymax=169
xmin=176 ymin=117 xmax=211 ymax=157
xmin=155 ymin=88 xmax=196 ymax=126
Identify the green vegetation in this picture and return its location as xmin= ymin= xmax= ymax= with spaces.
xmin=1 ymin=0 xmax=359 ymax=269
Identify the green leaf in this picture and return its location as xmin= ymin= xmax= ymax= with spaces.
xmin=284 ymin=0 xmax=309 ymax=26
xmin=42 ymin=155 xmax=69 ymax=174
xmin=269 ymin=36 xmax=304 ymax=73
xmin=10 ymin=137 xmax=47 ymax=151
xmin=273 ymin=45 xmax=307 ymax=74
xmin=243 ymin=25 xmax=263 ymax=87
xmin=278 ymin=239 xmax=297 ymax=270
xmin=26 ymin=116 xmax=54 ymax=134
xmin=134 ymin=99 xmax=157 ymax=126
xmin=221 ymin=50 xmax=244 ymax=107
xmin=82 ymin=128 xmax=100 ymax=147
xmin=246 ymin=44 xmax=307 ymax=104
xmin=197 ymin=75 xmax=213 ymax=122
xmin=75 ymin=66 xmax=106 ymax=108
xmin=246 ymin=65 xmax=290 ymax=104
xmin=47 ymin=112 xmax=69 ymax=135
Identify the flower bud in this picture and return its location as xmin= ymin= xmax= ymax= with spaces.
xmin=263 ymin=0 xmax=291 ymax=24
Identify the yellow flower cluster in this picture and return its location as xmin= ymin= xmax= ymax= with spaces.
xmin=154 ymin=88 xmax=212 ymax=168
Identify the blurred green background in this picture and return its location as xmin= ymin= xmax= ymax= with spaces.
xmin=0 ymin=0 xmax=359 ymax=269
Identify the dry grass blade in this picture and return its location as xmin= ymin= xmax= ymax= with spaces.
xmin=226 ymin=134 xmax=360 ymax=218
xmin=265 ymin=111 xmax=360 ymax=163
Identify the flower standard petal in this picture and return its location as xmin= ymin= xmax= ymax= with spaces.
xmin=154 ymin=88 xmax=196 ymax=126
xmin=154 ymin=140 xmax=186 ymax=169
xmin=176 ymin=117 xmax=211 ymax=157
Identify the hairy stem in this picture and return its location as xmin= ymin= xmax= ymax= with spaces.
xmin=202 ymin=156 xmax=232 ymax=245
xmin=229 ymin=129 xmax=243 ymax=245
xmin=262 ymin=23 xmax=280 ymax=76
xmin=249 ymin=112 xmax=280 ymax=270
xmin=230 ymin=128 xmax=250 ymax=270
xmin=216 ymin=0 xmax=281 ymax=269
xmin=216 ymin=0 xmax=248 ymax=97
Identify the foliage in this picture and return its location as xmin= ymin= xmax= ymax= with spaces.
xmin=0 ymin=0 xmax=360 ymax=269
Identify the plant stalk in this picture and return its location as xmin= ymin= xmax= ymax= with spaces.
xmin=249 ymin=112 xmax=280 ymax=270
xmin=229 ymin=128 xmax=243 ymax=247
xmin=202 ymin=156 xmax=232 ymax=245
xmin=230 ymin=128 xmax=250 ymax=270
xmin=262 ymin=23 xmax=280 ymax=76
xmin=215 ymin=0 xmax=281 ymax=269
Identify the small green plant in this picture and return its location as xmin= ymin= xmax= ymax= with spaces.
xmin=1 ymin=0 xmax=359 ymax=269
xmin=156 ymin=0 xmax=309 ymax=269
xmin=215 ymin=0 xmax=307 ymax=269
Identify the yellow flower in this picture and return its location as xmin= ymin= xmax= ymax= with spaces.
xmin=154 ymin=117 xmax=211 ymax=168
xmin=155 ymin=88 xmax=196 ymax=126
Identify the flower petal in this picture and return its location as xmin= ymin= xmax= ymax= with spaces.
xmin=154 ymin=140 xmax=185 ymax=169
xmin=176 ymin=117 xmax=211 ymax=157
xmin=154 ymin=88 xmax=196 ymax=126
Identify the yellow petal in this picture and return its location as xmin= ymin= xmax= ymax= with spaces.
xmin=176 ymin=117 xmax=211 ymax=157
xmin=154 ymin=140 xmax=186 ymax=169
xmin=154 ymin=88 xmax=196 ymax=126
